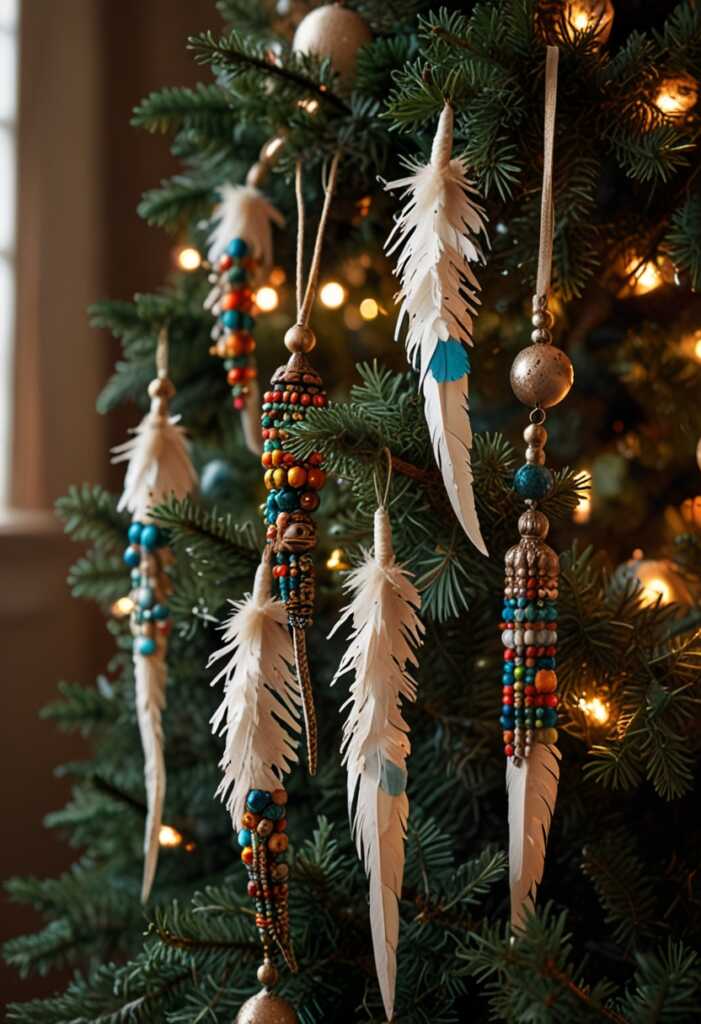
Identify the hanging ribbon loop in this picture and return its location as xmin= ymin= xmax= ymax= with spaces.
xmin=536 ymin=46 xmax=559 ymax=302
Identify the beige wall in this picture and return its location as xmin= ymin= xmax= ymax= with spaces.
xmin=1 ymin=0 xmax=211 ymax=1002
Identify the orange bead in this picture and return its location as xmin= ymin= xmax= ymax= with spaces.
xmin=274 ymin=817 xmax=287 ymax=833
xmin=241 ymin=846 xmax=254 ymax=865
xmin=271 ymin=788 xmax=288 ymax=805
xmin=221 ymin=292 xmax=239 ymax=311
xmin=245 ymin=366 xmax=257 ymax=380
xmin=287 ymin=466 xmax=307 ymax=489
xmin=271 ymin=450 xmax=284 ymax=467
xmin=268 ymin=833 xmax=288 ymax=854
xmin=261 ymin=452 xmax=273 ymax=468
xmin=241 ymin=812 xmax=259 ymax=829
xmin=306 ymin=468 xmax=326 ymax=490
xmin=535 ymin=669 xmax=558 ymax=693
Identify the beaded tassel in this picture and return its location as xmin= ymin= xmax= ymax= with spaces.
xmin=261 ymin=330 xmax=328 ymax=775
xmin=238 ymin=787 xmax=296 ymax=972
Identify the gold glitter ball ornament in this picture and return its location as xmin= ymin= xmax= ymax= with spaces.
xmin=510 ymin=344 xmax=574 ymax=409
xmin=292 ymin=5 xmax=372 ymax=90
xmin=235 ymin=990 xmax=298 ymax=1024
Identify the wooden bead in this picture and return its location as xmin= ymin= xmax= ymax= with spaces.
xmin=523 ymin=423 xmax=548 ymax=448
xmin=510 ymin=344 xmax=574 ymax=408
xmin=284 ymin=324 xmax=316 ymax=354
xmin=525 ymin=446 xmax=546 ymax=465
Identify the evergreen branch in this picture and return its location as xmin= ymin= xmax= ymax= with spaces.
xmin=132 ymin=83 xmax=234 ymax=135
xmin=55 ymin=484 xmax=129 ymax=552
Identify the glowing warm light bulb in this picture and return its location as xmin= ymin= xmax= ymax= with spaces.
xmin=654 ymin=74 xmax=698 ymax=119
xmin=158 ymin=825 xmax=183 ymax=848
xmin=255 ymin=286 xmax=279 ymax=312
xmin=262 ymin=136 xmax=285 ymax=161
xmin=620 ymin=257 xmax=664 ymax=297
xmin=695 ymin=337 xmax=701 ymax=362
xmin=561 ymin=0 xmax=614 ymax=44
xmin=639 ymin=576 xmax=673 ymax=607
xmin=176 ymin=246 xmax=201 ymax=272
xmin=297 ymin=97 xmax=320 ymax=115
xmin=578 ymin=696 xmax=610 ymax=724
xmin=573 ymin=470 xmax=592 ymax=524
xmin=359 ymin=298 xmax=379 ymax=321
xmin=319 ymin=281 xmax=346 ymax=309
xmin=111 ymin=596 xmax=134 ymax=618
xmin=269 ymin=266 xmax=286 ymax=287
xmin=326 ymin=547 xmax=351 ymax=571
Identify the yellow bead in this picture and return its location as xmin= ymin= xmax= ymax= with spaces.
xmin=264 ymin=469 xmax=275 ymax=490
xmin=273 ymin=468 xmax=287 ymax=488
xmin=541 ymin=728 xmax=558 ymax=744
xmin=287 ymin=466 xmax=307 ymax=488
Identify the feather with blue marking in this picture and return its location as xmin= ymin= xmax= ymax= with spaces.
xmin=329 ymin=505 xmax=424 ymax=1021
xmin=384 ymin=102 xmax=489 ymax=555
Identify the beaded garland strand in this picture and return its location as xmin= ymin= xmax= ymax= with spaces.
xmin=208 ymin=238 xmax=259 ymax=413
xmin=123 ymin=523 xmax=173 ymax=654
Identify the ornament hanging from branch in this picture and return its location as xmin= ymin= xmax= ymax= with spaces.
xmin=498 ymin=46 xmax=572 ymax=932
xmin=112 ymin=327 xmax=197 ymax=901
xmin=384 ymin=102 xmax=489 ymax=555
xmin=205 ymin=162 xmax=284 ymax=456
xmin=329 ymin=454 xmax=424 ymax=1021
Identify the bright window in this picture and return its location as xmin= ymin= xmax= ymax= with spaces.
xmin=0 ymin=0 xmax=18 ymax=505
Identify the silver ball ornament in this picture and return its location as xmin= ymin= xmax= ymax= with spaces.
xmin=510 ymin=344 xmax=574 ymax=409
xmin=236 ymin=989 xmax=298 ymax=1024
xmin=292 ymin=4 xmax=372 ymax=90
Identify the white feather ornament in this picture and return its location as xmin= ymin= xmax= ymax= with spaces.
xmin=507 ymin=742 xmax=560 ymax=931
xmin=207 ymin=183 xmax=284 ymax=280
xmin=209 ymin=550 xmax=301 ymax=829
xmin=384 ymin=102 xmax=489 ymax=555
xmin=329 ymin=503 xmax=424 ymax=1021
xmin=113 ymin=351 xmax=197 ymax=902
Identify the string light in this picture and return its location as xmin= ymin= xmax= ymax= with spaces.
xmin=269 ymin=266 xmax=286 ymax=287
xmin=326 ymin=547 xmax=351 ymax=571
xmin=297 ymin=97 xmax=320 ymax=115
xmin=255 ymin=286 xmax=279 ymax=312
xmin=111 ymin=595 xmax=134 ymax=618
xmin=359 ymin=298 xmax=379 ymax=320
xmin=560 ymin=0 xmax=614 ymax=44
xmin=638 ymin=573 xmax=673 ymax=607
xmin=319 ymin=281 xmax=346 ymax=309
xmin=619 ymin=256 xmax=665 ymax=296
xmin=175 ymin=246 xmax=201 ymax=272
xmin=572 ymin=469 xmax=592 ymax=524
xmin=578 ymin=696 xmax=610 ymax=724
xmin=654 ymin=73 xmax=698 ymax=119
xmin=158 ymin=825 xmax=183 ymax=848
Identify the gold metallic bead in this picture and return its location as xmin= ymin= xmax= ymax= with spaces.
xmin=235 ymin=989 xmax=298 ymax=1024
xmin=523 ymin=423 xmax=548 ymax=448
xmin=284 ymin=324 xmax=316 ymax=354
xmin=246 ymin=161 xmax=268 ymax=189
xmin=148 ymin=376 xmax=175 ymax=400
xmin=510 ymin=344 xmax=574 ymax=409
xmin=530 ymin=327 xmax=551 ymax=344
xmin=518 ymin=509 xmax=550 ymax=540
xmin=531 ymin=309 xmax=553 ymax=329
xmin=256 ymin=961 xmax=279 ymax=989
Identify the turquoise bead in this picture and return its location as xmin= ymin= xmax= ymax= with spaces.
xmin=263 ymin=803 xmax=285 ymax=821
xmin=237 ymin=828 xmax=252 ymax=848
xmin=141 ymin=524 xmax=160 ymax=550
xmin=246 ymin=789 xmax=271 ymax=812
xmin=136 ymin=636 xmax=156 ymax=656
xmin=128 ymin=522 xmax=143 ymax=544
xmin=152 ymin=604 xmax=169 ymax=621
xmin=222 ymin=310 xmax=242 ymax=330
xmin=513 ymin=464 xmax=554 ymax=500
xmin=227 ymin=237 xmax=248 ymax=259
xmin=228 ymin=265 xmax=246 ymax=283
xmin=277 ymin=488 xmax=299 ymax=512
xmin=123 ymin=546 xmax=140 ymax=568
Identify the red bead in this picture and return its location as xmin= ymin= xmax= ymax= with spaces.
xmin=264 ymin=391 xmax=273 ymax=402
xmin=527 ymin=578 xmax=537 ymax=587
xmin=282 ymin=392 xmax=290 ymax=403
xmin=524 ymin=696 xmax=533 ymax=707
xmin=504 ymin=744 xmax=514 ymax=757
xmin=504 ymin=650 xmax=515 ymax=661
xmin=300 ymin=393 xmax=311 ymax=406
xmin=526 ymin=590 xmax=536 ymax=599
xmin=545 ymin=694 xmax=559 ymax=707
xmin=245 ymin=367 xmax=257 ymax=380
xmin=526 ymin=646 xmax=537 ymax=657
xmin=524 ymin=685 xmax=535 ymax=696
xmin=274 ymin=817 xmax=287 ymax=832
xmin=312 ymin=394 xmax=326 ymax=407
xmin=247 ymin=881 xmax=258 ymax=898
xmin=221 ymin=291 xmax=241 ymax=311
xmin=272 ymin=391 xmax=282 ymax=402
xmin=233 ymin=397 xmax=245 ymax=410
xmin=502 ymin=693 xmax=513 ymax=705
xmin=219 ymin=254 xmax=233 ymax=271
xmin=228 ymin=367 xmax=245 ymax=384
xmin=503 ymin=730 xmax=514 ymax=742
xmin=289 ymin=392 xmax=299 ymax=404
xmin=308 ymin=452 xmax=323 ymax=465
xmin=277 ymin=564 xmax=288 ymax=577
xmin=535 ymin=695 xmax=545 ymax=706
xmin=546 ymin=645 xmax=557 ymax=657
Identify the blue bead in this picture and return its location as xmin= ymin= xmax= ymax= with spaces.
xmin=540 ymin=657 xmax=556 ymax=669
xmin=142 ymin=609 xmax=151 ymax=621
xmin=123 ymin=546 xmax=140 ymax=568
xmin=138 ymin=587 xmax=154 ymax=608
xmin=428 ymin=338 xmax=470 ymax=382
xmin=237 ymin=828 xmax=252 ymax=848
xmin=227 ymin=237 xmax=248 ymax=259
xmin=200 ymin=459 xmax=236 ymax=500
xmin=513 ymin=464 xmax=554 ymax=500
xmin=140 ymin=524 xmax=160 ymax=550
xmin=517 ymin=597 xmax=527 ymax=608
xmin=525 ymin=605 xmax=538 ymax=621
xmin=136 ymin=636 xmax=156 ymax=656
xmin=499 ymin=715 xmax=513 ymax=729
xmin=545 ymin=606 xmax=558 ymax=621
xmin=221 ymin=310 xmax=242 ymax=330
xmin=131 ymin=569 xmax=141 ymax=583
xmin=544 ymin=709 xmax=558 ymax=726
xmin=263 ymin=803 xmax=285 ymax=821
xmin=267 ymin=512 xmax=277 ymax=525
xmin=152 ymin=604 xmax=170 ymax=621
xmin=228 ymin=265 xmax=247 ymax=283
xmin=246 ymin=789 xmax=271 ymax=812
xmin=514 ymin=609 xmax=525 ymax=622
xmin=242 ymin=313 xmax=255 ymax=331
xmin=128 ymin=522 xmax=143 ymax=544
xmin=277 ymin=488 xmax=299 ymax=512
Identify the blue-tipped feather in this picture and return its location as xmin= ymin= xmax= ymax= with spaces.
xmin=428 ymin=338 xmax=470 ymax=382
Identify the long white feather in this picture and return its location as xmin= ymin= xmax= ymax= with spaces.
xmin=384 ymin=103 xmax=489 ymax=555
xmin=135 ymin=651 xmax=166 ymax=902
xmin=207 ymin=183 xmax=284 ymax=281
xmin=112 ymin=394 xmax=197 ymax=520
xmin=330 ymin=507 xmax=424 ymax=1021
xmin=112 ymin=380 xmax=197 ymax=901
xmin=209 ymin=554 xmax=301 ymax=828
xmin=507 ymin=743 xmax=561 ymax=931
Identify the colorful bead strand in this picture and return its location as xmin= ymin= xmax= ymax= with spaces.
xmin=208 ymin=237 xmax=258 ymax=413
xmin=123 ymin=522 xmax=172 ymax=656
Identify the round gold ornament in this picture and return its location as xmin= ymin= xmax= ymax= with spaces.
xmin=292 ymin=5 xmax=372 ymax=90
xmin=236 ymin=989 xmax=298 ymax=1024
xmin=510 ymin=344 xmax=574 ymax=409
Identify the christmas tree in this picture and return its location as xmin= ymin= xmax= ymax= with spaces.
xmin=5 ymin=1 xmax=701 ymax=1021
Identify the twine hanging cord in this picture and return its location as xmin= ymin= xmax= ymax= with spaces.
xmin=294 ymin=150 xmax=342 ymax=328
xmin=536 ymin=46 xmax=559 ymax=302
